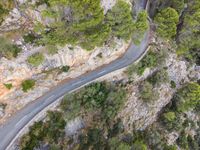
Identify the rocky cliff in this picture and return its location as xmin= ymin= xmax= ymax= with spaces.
xmin=0 ymin=0 xmax=130 ymax=124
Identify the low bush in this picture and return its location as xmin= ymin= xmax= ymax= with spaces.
xmin=27 ymin=53 xmax=44 ymax=67
xmin=148 ymin=69 xmax=169 ymax=86
xmin=127 ymin=49 xmax=167 ymax=76
xmin=21 ymin=79 xmax=35 ymax=92
xmin=139 ymin=81 xmax=159 ymax=102
xmin=0 ymin=37 xmax=22 ymax=59
xmin=46 ymin=45 xmax=58 ymax=55
xmin=23 ymin=33 xmax=37 ymax=44
xmin=3 ymin=83 xmax=12 ymax=90
xmin=61 ymin=65 xmax=70 ymax=72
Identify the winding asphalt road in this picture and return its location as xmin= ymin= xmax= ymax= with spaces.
xmin=0 ymin=1 xmax=149 ymax=150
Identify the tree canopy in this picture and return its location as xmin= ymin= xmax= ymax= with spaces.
xmin=105 ymin=0 xmax=134 ymax=40
xmin=31 ymin=0 xmax=147 ymax=51
xmin=176 ymin=0 xmax=200 ymax=64
xmin=154 ymin=7 xmax=179 ymax=39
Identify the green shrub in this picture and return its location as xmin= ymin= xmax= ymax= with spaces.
xmin=139 ymin=81 xmax=159 ymax=102
xmin=34 ymin=0 xmax=137 ymax=50
xmin=170 ymin=80 xmax=176 ymax=89
xmin=21 ymin=79 xmax=36 ymax=92
xmin=163 ymin=112 xmax=176 ymax=122
xmin=19 ymin=111 xmax=66 ymax=150
xmin=0 ymin=37 xmax=22 ymax=59
xmin=161 ymin=110 xmax=184 ymax=131
xmin=176 ymin=1 xmax=200 ymax=64
xmin=133 ymin=11 xmax=149 ymax=44
xmin=0 ymin=4 xmax=8 ymax=24
xmin=60 ymin=82 xmax=127 ymax=122
xmin=23 ymin=33 xmax=37 ymax=44
xmin=118 ymin=143 xmax=131 ymax=150
xmin=0 ymin=1 xmax=14 ymax=24
xmin=177 ymin=132 xmax=189 ymax=150
xmin=27 ymin=53 xmax=44 ymax=67
xmin=61 ymin=65 xmax=70 ymax=72
xmin=148 ymin=69 xmax=169 ymax=86
xmin=3 ymin=83 xmax=13 ymax=90
xmin=164 ymin=145 xmax=177 ymax=150
xmin=46 ymin=45 xmax=58 ymax=55
xmin=132 ymin=140 xmax=147 ymax=150
xmin=127 ymin=48 xmax=167 ymax=77
xmin=38 ymin=0 xmax=111 ymax=50
xmin=41 ymin=10 xmax=59 ymax=18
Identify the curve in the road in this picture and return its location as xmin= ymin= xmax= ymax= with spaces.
xmin=0 ymin=1 xmax=150 ymax=150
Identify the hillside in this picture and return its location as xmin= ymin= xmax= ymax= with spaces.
xmin=0 ymin=0 xmax=199 ymax=150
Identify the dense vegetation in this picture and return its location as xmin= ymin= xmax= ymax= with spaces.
xmin=173 ymin=82 xmax=200 ymax=112
xmin=105 ymin=0 xmax=135 ymax=41
xmin=154 ymin=7 xmax=179 ymax=39
xmin=25 ymin=0 xmax=148 ymax=51
xmin=133 ymin=11 xmax=149 ymax=44
xmin=20 ymin=82 xmax=127 ymax=149
xmin=20 ymin=81 xmax=200 ymax=150
xmin=15 ymin=0 xmax=200 ymax=149
xmin=127 ymin=48 xmax=167 ymax=76
xmin=152 ymin=0 xmax=200 ymax=65
xmin=176 ymin=0 xmax=200 ymax=64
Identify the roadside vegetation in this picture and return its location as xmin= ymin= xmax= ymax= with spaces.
xmin=23 ymin=0 xmax=148 ymax=51
xmin=19 ymin=79 xmax=200 ymax=150
xmin=5 ymin=0 xmax=200 ymax=149
xmin=0 ymin=37 xmax=22 ymax=59
xmin=27 ymin=53 xmax=44 ymax=67
xmin=19 ymin=82 xmax=128 ymax=149
xmin=127 ymin=48 xmax=167 ymax=76
xmin=21 ymin=79 xmax=36 ymax=92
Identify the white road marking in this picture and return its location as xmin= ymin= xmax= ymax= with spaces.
xmin=46 ymin=95 xmax=55 ymax=100
xmin=15 ymin=116 xmax=28 ymax=127
xmin=72 ymin=81 xmax=82 ymax=86
xmin=97 ymin=70 xmax=106 ymax=75
xmin=110 ymin=60 xmax=127 ymax=69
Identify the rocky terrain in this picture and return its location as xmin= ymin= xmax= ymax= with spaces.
xmin=118 ymin=37 xmax=199 ymax=131
xmin=0 ymin=0 xmax=130 ymax=124
xmin=1 ymin=0 xmax=198 ymax=149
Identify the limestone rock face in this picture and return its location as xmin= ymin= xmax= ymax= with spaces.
xmin=0 ymin=36 xmax=128 ymax=124
xmin=118 ymin=84 xmax=173 ymax=131
xmin=101 ymin=0 xmax=117 ymax=13
xmin=0 ymin=0 xmax=129 ymax=124
xmin=65 ymin=118 xmax=85 ymax=136
xmin=0 ymin=8 xmax=25 ymax=32
xmin=115 ymin=35 xmax=200 ymax=131
xmin=0 ymin=58 xmax=34 ymax=99
xmin=167 ymin=54 xmax=189 ymax=88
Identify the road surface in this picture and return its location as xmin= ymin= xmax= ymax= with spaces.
xmin=0 ymin=1 xmax=149 ymax=150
